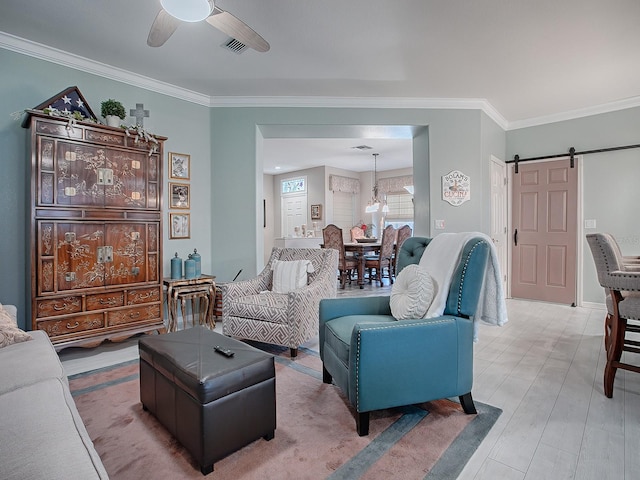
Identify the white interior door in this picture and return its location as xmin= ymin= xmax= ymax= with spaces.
xmin=282 ymin=193 xmax=308 ymax=237
xmin=490 ymin=156 xmax=508 ymax=292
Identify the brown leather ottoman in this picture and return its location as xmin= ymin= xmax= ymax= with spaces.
xmin=138 ymin=326 xmax=275 ymax=475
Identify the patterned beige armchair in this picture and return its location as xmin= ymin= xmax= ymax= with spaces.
xmin=221 ymin=247 xmax=338 ymax=357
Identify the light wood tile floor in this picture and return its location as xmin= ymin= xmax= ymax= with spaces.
xmin=58 ymin=287 xmax=639 ymax=480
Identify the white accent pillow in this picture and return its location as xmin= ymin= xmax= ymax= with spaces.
xmin=271 ymin=259 xmax=315 ymax=293
xmin=390 ymin=264 xmax=435 ymax=320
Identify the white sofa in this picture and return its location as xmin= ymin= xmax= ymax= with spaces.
xmin=0 ymin=305 xmax=108 ymax=479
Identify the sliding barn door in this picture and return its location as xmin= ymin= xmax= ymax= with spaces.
xmin=511 ymin=159 xmax=578 ymax=305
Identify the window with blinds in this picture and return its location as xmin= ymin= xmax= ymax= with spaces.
xmin=385 ymin=192 xmax=414 ymax=221
xmin=333 ymin=191 xmax=357 ymax=241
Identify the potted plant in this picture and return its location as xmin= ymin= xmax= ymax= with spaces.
xmin=101 ymin=99 xmax=126 ymax=127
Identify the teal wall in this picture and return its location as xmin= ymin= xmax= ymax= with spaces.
xmin=4 ymin=45 xmax=636 ymax=321
xmin=0 ymin=49 xmax=211 ymax=329
xmin=1 ymin=48 xmax=507 ymax=328
xmin=210 ymin=107 xmax=503 ymax=283
xmin=506 ymin=107 xmax=640 ymax=303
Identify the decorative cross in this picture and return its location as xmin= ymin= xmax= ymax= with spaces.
xmin=130 ymin=103 xmax=149 ymax=127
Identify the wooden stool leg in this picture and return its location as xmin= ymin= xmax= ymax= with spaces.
xmin=207 ymin=284 xmax=216 ymax=329
xmin=604 ymin=313 xmax=612 ymax=352
xmin=172 ymin=289 xmax=180 ymax=331
xmin=200 ymin=296 xmax=209 ymax=326
xmin=180 ymin=296 xmax=188 ymax=330
xmin=166 ymin=286 xmax=175 ymax=332
xmin=605 ymin=314 xmax=625 ymax=398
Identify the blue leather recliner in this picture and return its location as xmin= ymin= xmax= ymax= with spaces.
xmin=319 ymin=236 xmax=490 ymax=436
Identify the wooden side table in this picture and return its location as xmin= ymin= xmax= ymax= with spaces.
xmin=163 ymin=275 xmax=216 ymax=332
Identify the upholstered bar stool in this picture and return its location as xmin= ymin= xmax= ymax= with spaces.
xmin=586 ymin=233 xmax=640 ymax=398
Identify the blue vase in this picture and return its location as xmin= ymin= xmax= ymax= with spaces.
xmin=192 ymin=248 xmax=201 ymax=277
xmin=170 ymin=252 xmax=182 ymax=279
xmin=184 ymin=254 xmax=196 ymax=279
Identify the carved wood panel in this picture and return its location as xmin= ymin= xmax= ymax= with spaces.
xmin=56 ymin=223 xmax=105 ymax=291
xmin=38 ymin=313 xmax=104 ymax=338
xmin=86 ymin=291 xmax=125 ymax=311
xmin=53 ymin=141 xmax=149 ymax=209
xmin=29 ymin=112 xmax=165 ymax=349
xmin=103 ymin=149 xmax=148 ymax=208
xmin=127 ymin=286 xmax=161 ymax=305
xmin=107 ymin=304 xmax=160 ymax=327
xmin=36 ymin=296 xmax=82 ymax=318
xmin=105 ymin=223 xmax=147 ymax=286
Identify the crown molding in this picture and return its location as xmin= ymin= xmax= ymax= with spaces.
xmin=0 ymin=32 xmax=210 ymax=106
xmin=507 ymin=96 xmax=640 ymax=130
xmin=211 ymin=96 xmax=510 ymax=130
xmin=0 ymin=31 xmax=508 ymax=127
xmin=3 ymin=31 xmax=638 ymax=132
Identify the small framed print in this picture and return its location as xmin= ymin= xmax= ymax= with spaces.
xmin=169 ymin=213 xmax=190 ymax=239
xmin=311 ymin=204 xmax=322 ymax=220
xmin=169 ymin=152 xmax=190 ymax=180
xmin=169 ymin=182 xmax=190 ymax=209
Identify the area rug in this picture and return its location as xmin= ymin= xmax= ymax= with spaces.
xmin=68 ymin=344 xmax=501 ymax=479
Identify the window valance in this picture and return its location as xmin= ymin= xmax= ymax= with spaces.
xmin=329 ymin=175 xmax=360 ymax=194
xmin=378 ymin=175 xmax=414 ymax=195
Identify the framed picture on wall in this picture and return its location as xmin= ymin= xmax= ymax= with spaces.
xmin=311 ymin=204 xmax=322 ymax=220
xmin=169 ymin=213 xmax=190 ymax=239
xmin=169 ymin=182 xmax=190 ymax=209
xmin=169 ymin=152 xmax=190 ymax=180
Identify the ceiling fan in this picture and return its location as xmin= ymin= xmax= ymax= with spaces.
xmin=147 ymin=0 xmax=269 ymax=52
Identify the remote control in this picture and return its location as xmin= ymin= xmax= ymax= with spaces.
xmin=214 ymin=345 xmax=234 ymax=357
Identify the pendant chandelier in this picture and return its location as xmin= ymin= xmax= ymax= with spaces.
xmin=365 ymin=153 xmax=389 ymax=214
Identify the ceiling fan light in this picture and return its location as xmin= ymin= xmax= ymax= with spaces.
xmin=161 ymin=0 xmax=213 ymax=22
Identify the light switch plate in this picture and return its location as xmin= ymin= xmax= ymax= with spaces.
xmin=585 ymin=219 xmax=597 ymax=229
xmin=435 ymin=219 xmax=445 ymax=230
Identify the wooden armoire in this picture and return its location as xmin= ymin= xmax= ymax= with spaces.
xmin=26 ymin=111 xmax=166 ymax=350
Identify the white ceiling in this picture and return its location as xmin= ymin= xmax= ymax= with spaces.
xmin=2 ymin=0 xmax=639 ymax=173
xmin=263 ymin=137 xmax=414 ymax=175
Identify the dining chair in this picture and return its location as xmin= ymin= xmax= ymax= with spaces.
xmin=393 ymin=224 xmax=412 ymax=278
xmin=364 ymin=225 xmax=396 ymax=286
xmin=322 ymin=224 xmax=359 ymax=289
xmin=586 ymin=233 xmax=640 ymax=397
xmin=350 ymin=225 xmax=366 ymax=242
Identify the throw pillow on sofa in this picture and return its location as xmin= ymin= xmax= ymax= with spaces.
xmin=390 ymin=264 xmax=435 ymax=320
xmin=271 ymin=259 xmax=315 ymax=293
xmin=0 ymin=303 xmax=32 ymax=348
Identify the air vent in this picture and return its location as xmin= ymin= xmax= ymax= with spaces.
xmin=352 ymin=145 xmax=373 ymax=150
xmin=222 ymin=38 xmax=248 ymax=54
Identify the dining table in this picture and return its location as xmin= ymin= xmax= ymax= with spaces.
xmin=343 ymin=241 xmax=382 ymax=288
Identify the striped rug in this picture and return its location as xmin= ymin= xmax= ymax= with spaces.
xmin=69 ymin=344 xmax=500 ymax=479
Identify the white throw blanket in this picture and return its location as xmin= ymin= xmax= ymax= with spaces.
xmin=419 ymin=232 xmax=508 ymax=340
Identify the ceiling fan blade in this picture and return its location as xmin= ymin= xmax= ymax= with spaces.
xmin=206 ymin=7 xmax=270 ymax=52
xmin=147 ymin=9 xmax=180 ymax=47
